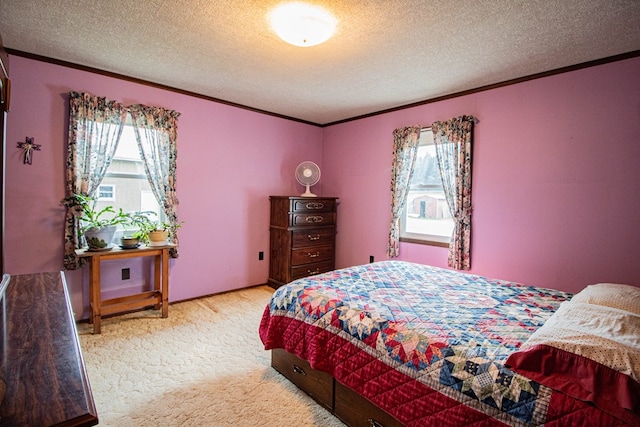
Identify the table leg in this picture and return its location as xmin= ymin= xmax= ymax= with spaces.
xmin=161 ymin=248 xmax=169 ymax=318
xmin=90 ymin=256 xmax=101 ymax=334
xmin=154 ymin=254 xmax=161 ymax=310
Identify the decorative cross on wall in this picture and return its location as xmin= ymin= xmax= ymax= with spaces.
xmin=17 ymin=137 xmax=41 ymax=165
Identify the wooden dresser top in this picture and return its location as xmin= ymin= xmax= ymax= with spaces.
xmin=0 ymin=272 xmax=98 ymax=427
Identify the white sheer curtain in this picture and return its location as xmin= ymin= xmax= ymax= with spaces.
xmin=387 ymin=126 xmax=422 ymax=257
xmin=129 ymin=104 xmax=181 ymax=257
xmin=62 ymin=92 xmax=127 ymax=269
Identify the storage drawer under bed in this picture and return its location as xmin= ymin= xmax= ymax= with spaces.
xmin=270 ymin=348 xmax=403 ymax=427
xmin=271 ymin=348 xmax=333 ymax=411
xmin=334 ymin=381 xmax=403 ymax=427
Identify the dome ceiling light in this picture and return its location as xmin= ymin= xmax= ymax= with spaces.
xmin=269 ymin=2 xmax=337 ymax=47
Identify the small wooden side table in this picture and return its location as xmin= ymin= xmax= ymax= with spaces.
xmin=76 ymin=244 xmax=175 ymax=334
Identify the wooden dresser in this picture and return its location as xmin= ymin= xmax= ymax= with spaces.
xmin=0 ymin=272 xmax=98 ymax=426
xmin=268 ymin=196 xmax=338 ymax=289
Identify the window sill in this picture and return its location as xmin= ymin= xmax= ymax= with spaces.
xmin=399 ymin=237 xmax=450 ymax=248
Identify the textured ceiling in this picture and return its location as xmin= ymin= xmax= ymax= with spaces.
xmin=1 ymin=0 xmax=639 ymax=125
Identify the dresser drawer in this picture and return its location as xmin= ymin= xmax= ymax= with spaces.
xmin=292 ymin=198 xmax=336 ymax=213
xmin=291 ymin=245 xmax=334 ymax=266
xmin=292 ymin=228 xmax=335 ymax=248
xmin=291 ymin=261 xmax=334 ymax=280
xmin=271 ymin=348 xmax=333 ymax=411
xmin=291 ymin=212 xmax=335 ymax=227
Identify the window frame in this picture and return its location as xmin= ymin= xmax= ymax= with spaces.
xmin=399 ymin=128 xmax=452 ymax=248
xmin=97 ymin=184 xmax=115 ymax=201
xmin=99 ymin=124 xmax=165 ymax=231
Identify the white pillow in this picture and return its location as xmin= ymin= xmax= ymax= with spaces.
xmin=506 ymin=301 xmax=640 ymax=425
xmin=570 ymin=283 xmax=640 ymax=315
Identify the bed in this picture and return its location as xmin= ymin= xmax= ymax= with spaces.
xmin=259 ymin=260 xmax=640 ymax=427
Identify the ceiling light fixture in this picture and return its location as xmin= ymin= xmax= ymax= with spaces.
xmin=269 ymin=2 xmax=337 ymax=47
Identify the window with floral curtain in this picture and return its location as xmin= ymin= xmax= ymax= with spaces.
xmin=387 ymin=126 xmax=422 ymax=257
xmin=61 ymin=92 xmax=127 ymax=270
xmin=129 ymin=104 xmax=181 ymax=258
xmin=388 ymin=117 xmax=475 ymax=268
xmin=432 ymin=115 xmax=475 ymax=270
xmin=61 ymin=92 xmax=181 ymax=269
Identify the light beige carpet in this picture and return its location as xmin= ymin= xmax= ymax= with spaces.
xmin=77 ymin=285 xmax=345 ymax=427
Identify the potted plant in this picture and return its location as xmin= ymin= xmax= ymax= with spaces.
xmin=148 ymin=221 xmax=183 ymax=246
xmin=120 ymin=211 xmax=157 ymax=247
xmin=74 ymin=194 xmax=130 ymax=250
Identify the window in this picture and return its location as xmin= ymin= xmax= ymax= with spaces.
xmin=95 ymin=125 xmax=162 ymax=234
xmin=400 ymin=129 xmax=454 ymax=246
xmin=97 ymin=184 xmax=115 ymax=201
xmin=64 ymin=92 xmax=181 ymax=270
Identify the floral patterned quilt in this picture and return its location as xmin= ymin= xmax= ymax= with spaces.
xmin=259 ymin=261 xmax=628 ymax=426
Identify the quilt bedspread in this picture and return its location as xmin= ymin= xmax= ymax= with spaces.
xmin=260 ymin=261 xmax=632 ymax=426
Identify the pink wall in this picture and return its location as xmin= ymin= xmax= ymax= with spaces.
xmin=5 ymin=55 xmax=323 ymax=319
xmin=322 ymin=57 xmax=640 ymax=294
xmin=6 ymin=54 xmax=639 ymax=320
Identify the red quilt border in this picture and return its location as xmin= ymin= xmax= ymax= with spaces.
xmin=506 ymin=344 xmax=640 ymax=427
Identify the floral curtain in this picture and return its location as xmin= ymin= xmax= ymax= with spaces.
xmin=387 ymin=126 xmax=422 ymax=257
xmin=129 ymin=104 xmax=181 ymax=258
xmin=432 ymin=115 xmax=475 ymax=270
xmin=62 ymin=92 xmax=127 ymax=270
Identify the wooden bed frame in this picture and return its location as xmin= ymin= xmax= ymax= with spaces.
xmin=271 ymin=348 xmax=403 ymax=427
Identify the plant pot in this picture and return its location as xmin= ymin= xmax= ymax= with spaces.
xmin=85 ymin=225 xmax=117 ymax=250
xmin=148 ymin=230 xmax=168 ymax=246
xmin=119 ymin=236 xmax=141 ymax=249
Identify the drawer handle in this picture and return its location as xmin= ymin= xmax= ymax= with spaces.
xmin=307 ymin=251 xmax=320 ymax=258
xmin=305 ymin=216 xmax=324 ymax=223
xmin=305 ymin=202 xmax=324 ymax=210
xmin=292 ymin=365 xmax=306 ymax=376
xmin=308 ymin=268 xmax=321 ymax=275
xmin=367 ymin=419 xmax=384 ymax=427
xmin=307 ymin=234 xmax=321 ymax=241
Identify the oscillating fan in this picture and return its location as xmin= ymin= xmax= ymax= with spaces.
xmin=295 ymin=161 xmax=321 ymax=197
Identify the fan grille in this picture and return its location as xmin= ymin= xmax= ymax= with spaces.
xmin=295 ymin=161 xmax=320 ymax=185
xmin=295 ymin=161 xmax=320 ymax=197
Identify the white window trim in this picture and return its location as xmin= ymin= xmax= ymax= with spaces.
xmin=97 ymin=184 xmax=115 ymax=201
xmin=400 ymin=226 xmax=451 ymax=247
xmin=399 ymin=128 xmax=452 ymax=248
xmin=102 ymin=124 xmax=165 ymax=224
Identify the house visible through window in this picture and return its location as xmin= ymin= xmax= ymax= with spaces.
xmin=400 ymin=129 xmax=454 ymax=246
xmin=94 ymin=124 xmax=163 ymax=233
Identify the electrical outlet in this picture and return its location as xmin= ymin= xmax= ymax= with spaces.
xmin=122 ymin=268 xmax=130 ymax=280
xmin=259 ymin=251 xmax=264 ymax=261
xmin=369 ymin=255 xmax=374 ymax=263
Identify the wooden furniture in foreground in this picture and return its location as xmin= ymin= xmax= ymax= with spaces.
xmin=0 ymin=272 xmax=98 ymax=427
xmin=271 ymin=349 xmax=402 ymax=427
xmin=76 ymin=244 xmax=174 ymax=334
xmin=0 ymin=34 xmax=10 ymax=275
xmin=268 ymin=196 xmax=338 ymax=289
